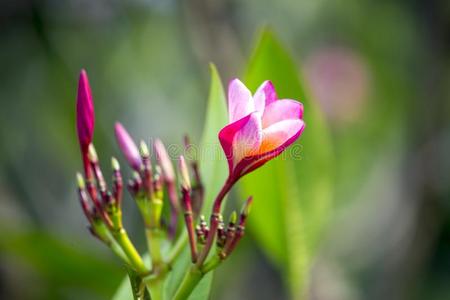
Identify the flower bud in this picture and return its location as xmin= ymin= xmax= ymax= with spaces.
xmin=77 ymin=172 xmax=93 ymax=223
xmin=178 ymin=155 xmax=191 ymax=190
xmin=154 ymin=139 xmax=175 ymax=182
xmin=241 ymin=196 xmax=253 ymax=217
xmin=76 ymin=69 xmax=95 ymax=178
xmin=139 ymin=140 xmax=150 ymax=158
xmin=111 ymin=157 xmax=123 ymax=206
xmin=239 ymin=196 xmax=253 ymax=226
xmin=76 ymin=69 xmax=95 ymax=153
xmin=114 ymin=122 xmax=142 ymax=171
xmin=111 ymin=157 xmax=120 ymax=171
xmin=87 ymin=144 xmax=98 ymax=163
xmin=229 ymin=211 xmax=237 ymax=225
xmin=76 ymin=172 xmax=86 ymax=189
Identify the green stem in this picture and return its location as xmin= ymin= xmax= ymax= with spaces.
xmin=110 ymin=239 xmax=131 ymax=264
xmin=167 ymin=230 xmax=187 ymax=265
xmin=113 ymin=228 xmax=148 ymax=274
xmin=173 ymin=265 xmax=204 ymax=300
xmin=201 ymin=255 xmax=221 ymax=274
xmin=147 ymin=228 xmax=163 ymax=269
xmin=93 ymin=220 xmax=131 ymax=264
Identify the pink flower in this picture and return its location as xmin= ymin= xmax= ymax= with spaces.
xmin=219 ymin=79 xmax=305 ymax=181
xmin=76 ymin=69 xmax=95 ymax=176
xmin=114 ymin=122 xmax=142 ymax=171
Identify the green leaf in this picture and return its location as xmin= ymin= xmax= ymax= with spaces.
xmin=163 ymin=63 xmax=227 ymax=299
xmin=198 ymin=63 xmax=229 ymax=214
xmin=239 ymin=29 xmax=334 ymax=299
xmin=0 ymin=229 xmax=123 ymax=298
xmin=112 ymin=64 xmax=227 ymax=300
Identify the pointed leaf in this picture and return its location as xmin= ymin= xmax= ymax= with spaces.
xmin=240 ymin=29 xmax=334 ymax=299
xmin=164 ymin=63 xmax=227 ymax=299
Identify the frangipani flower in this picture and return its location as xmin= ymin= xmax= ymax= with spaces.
xmin=219 ymin=79 xmax=305 ymax=181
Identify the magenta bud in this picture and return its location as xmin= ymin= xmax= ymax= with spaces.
xmin=114 ymin=122 xmax=142 ymax=171
xmin=76 ymin=69 xmax=95 ymax=153
xmin=154 ymin=139 xmax=175 ymax=182
xmin=76 ymin=69 xmax=95 ymax=178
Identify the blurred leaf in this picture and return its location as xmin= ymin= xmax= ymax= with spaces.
xmin=239 ymin=29 xmax=334 ymax=299
xmin=198 ymin=63 xmax=229 ymax=214
xmin=0 ymin=229 xmax=122 ymax=299
xmin=112 ymin=64 xmax=227 ymax=300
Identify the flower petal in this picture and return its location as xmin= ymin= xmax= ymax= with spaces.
xmin=262 ymin=99 xmax=303 ymax=128
xmin=234 ymin=119 xmax=305 ymax=177
xmin=219 ymin=112 xmax=262 ymax=173
xmin=259 ymin=119 xmax=304 ymax=154
xmin=228 ymin=79 xmax=254 ymax=123
xmin=253 ymin=80 xmax=277 ymax=113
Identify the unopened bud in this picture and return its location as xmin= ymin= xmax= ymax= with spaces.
xmin=111 ymin=158 xmax=123 ymax=207
xmin=111 ymin=157 xmax=120 ymax=171
xmin=178 ymin=155 xmax=191 ymax=190
xmin=132 ymin=171 xmax=142 ymax=185
xmin=76 ymin=172 xmax=85 ymax=189
xmin=114 ymin=122 xmax=142 ymax=171
xmin=76 ymin=69 xmax=95 ymax=154
xmin=139 ymin=140 xmax=150 ymax=158
xmin=87 ymin=144 xmax=98 ymax=163
xmin=154 ymin=139 xmax=175 ymax=182
xmin=229 ymin=211 xmax=237 ymax=225
xmin=241 ymin=196 xmax=253 ymax=218
xmin=154 ymin=165 xmax=162 ymax=178
xmin=77 ymin=173 xmax=93 ymax=223
xmin=217 ymin=223 xmax=226 ymax=248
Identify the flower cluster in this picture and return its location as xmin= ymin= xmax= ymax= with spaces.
xmin=75 ymin=69 xmax=304 ymax=299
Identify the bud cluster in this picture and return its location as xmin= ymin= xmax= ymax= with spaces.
xmin=75 ymin=69 xmax=254 ymax=299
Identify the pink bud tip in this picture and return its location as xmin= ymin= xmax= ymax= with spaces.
xmin=154 ymin=139 xmax=175 ymax=182
xmin=114 ymin=122 xmax=142 ymax=171
xmin=76 ymin=69 xmax=95 ymax=153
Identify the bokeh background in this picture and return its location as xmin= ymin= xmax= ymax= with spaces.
xmin=1 ymin=0 xmax=449 ymax=299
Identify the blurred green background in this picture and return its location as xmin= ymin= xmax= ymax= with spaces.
xmin=0 ymin=0 xmax=449 ymax=299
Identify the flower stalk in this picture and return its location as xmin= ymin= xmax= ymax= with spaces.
xmin=179 ymin=156 xmax=198 ymax=263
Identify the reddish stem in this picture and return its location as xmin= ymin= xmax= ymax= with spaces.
xmin=223 ymin=225 xmax=244 ymax=258
xmin=142 ymin=156 xmax=153 ymax=199
xmin=113 ymin=170 xmax=123 ymax=208
xmin=167 ymin=182 xmax=179 ymax=239
xmin=78 ymin=186 xmax=93 ymax=224
xmin=182 ymin=188 xmax=197 ymax=262
xmin=196 ymin=177 xmax=234 ymax=266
